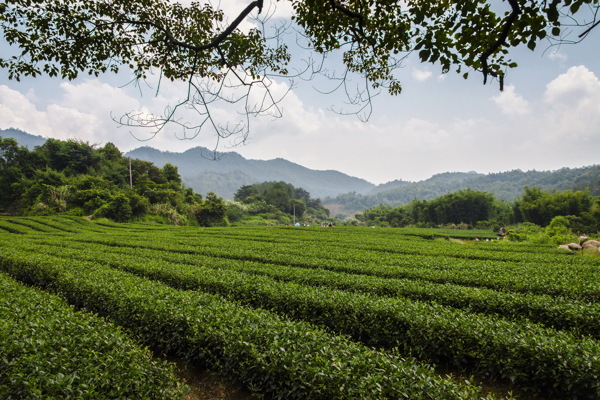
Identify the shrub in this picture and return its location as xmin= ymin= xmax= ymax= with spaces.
xmin=545 ymin=216 xmax=576 ymax=245
xmin=507 ymin=222 xmax=544 ymax=242
xmin=150 ymin=203 xmax=187 ymax=225
xmin=94 ymin=194 xmax=132 ymax=222
xmin=0 ymin=272 xmax=187 ymax=399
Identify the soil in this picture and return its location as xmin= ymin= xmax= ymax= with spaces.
xmin=166 ymin=355 xmax=255 ymax=400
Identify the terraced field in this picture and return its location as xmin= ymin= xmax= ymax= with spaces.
xmin=1 ymin=216 xmax=599 ymax=399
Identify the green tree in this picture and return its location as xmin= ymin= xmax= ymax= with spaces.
xmin=233 ymin=181 xmax=329 ymax=223
xmin=2 ymin=0 xmax=597 ymax=140
xmin=70 ymin=176 xmax=113 ymax=215
xmin=515 ymin=187 xmax=595 ymax=226
xmin=194 ymin=192 xmax=227 ymax=227
xmin=234 ymin=185 xmax=260 ymax=203
xmin=364 ymin=189 xmax=502 ymax=227
xmin=184 ymin=187 xmax=203 ymax=205
xmin=290 ymin=199 xmax=306 ymax=220
xmin=224 ymin=201 xmax=248 ymax=224
xmin=0 ymin=136 xmax=206 ymax=223
xmin=0 ymin=138 xmax=31 ymax=210
xmin=96 ymin=194 xmax=133 ymax=222
xmin=98 ymin=142 xmax=122 ymax=162
xmin=428 ymin=189 xmax=495 ymax=226
xmin=20 ymin=168 xmax=68 ymax=212
xmin=37 ymin=139 xmax=99 ymax=176
xmin=129 ymin=159 xmax=165 ymax=187
xmin=264 ymin=182 xmax=293 ymax=214
xmin=162 ymin=163 xmax=182 ymax=185
xmin=545 ymin=216 xmax=574 ymax=244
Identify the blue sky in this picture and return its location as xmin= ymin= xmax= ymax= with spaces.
xmin=1 ymin=1 xmax=599 ymax=184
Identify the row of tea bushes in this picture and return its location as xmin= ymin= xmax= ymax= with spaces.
xmin=0 ymin=248 xmax=496 ymax=400
xmin=14 ymin=237 xmax=600 ymax=339
xmin=0 ymin=272 xmax=187 ymax=400
xmin=56 ymin=245 xmax=598 ymax=399
xmin=62 ymin=229 xmax=600 ymax=302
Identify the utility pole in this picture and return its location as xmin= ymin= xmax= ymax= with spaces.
xmin=129 ymin=158 xmax=133 ymax=189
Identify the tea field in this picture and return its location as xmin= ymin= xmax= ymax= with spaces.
xmin=1 ymin=216 xmax=599 ymax=399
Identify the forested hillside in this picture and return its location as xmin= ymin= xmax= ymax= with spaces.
xmin=357 ymin=187 xmax=600 ymax=236
xmin=0 ymin=136 xmax=228 ymax=226
xmin=0 ymin=128 xmax=47 ymax=149
xmin=4 ymin=130 xmax=599 ymax=221
xmin=0 ymin=135 xmax=334 ymax=226
xmin=126 ymin=146 xmax=375 ymax=199
xmin=0 ymin=130 xmax=376 ymax=200
xmin=326 ymin=167 xmax=600 ymax=217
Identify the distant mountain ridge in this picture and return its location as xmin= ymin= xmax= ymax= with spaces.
xmin=3 ymin=129 xmax=599 ymax=215
xmin=0 ymin=129 xmax=375 ymax=199
xmin=325 ymin=167 xmax=600 ymax=218
xmin=0 ymin=128 xmax=47 ymax=149
xmin=125 ymin=146 xmax=375 ymax=199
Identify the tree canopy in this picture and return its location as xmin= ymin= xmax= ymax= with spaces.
xmin=233 ymin=181 xmax=330 ymax=223
xmin=357 ymin=186 xmax=600 ymax=233
xmin=0 ymin=136 xmax=232 ymax=226
xmin=2 ymin=0 xmax=598 ymax=140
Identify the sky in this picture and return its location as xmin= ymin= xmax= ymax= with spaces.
xmin=1 ymin=1 xmax=599 ymax=185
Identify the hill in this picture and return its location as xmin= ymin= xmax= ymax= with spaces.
xmin=0 ymin=128 xmax=47 ymax=149
xmin=125 ymin=146 xmax=375 ymax=199
xmin=325 ymin=167 xmax=600 ymax=218
xmin=0 ymin=129 xmax=376 ymax=200
xmin=4 ymin=130 xmax=599 ymax=218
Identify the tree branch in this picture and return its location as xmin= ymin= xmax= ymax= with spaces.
xmin=327 ymin=0 xmax=376 ymax=47
xmin=328 ymin=0 xmax=365 ymax=24
xmin=578 ymin=18 xmax=600 ymax=38
xmin=124 ymin=0 xmax=264 ymax=52
xmin=480 ymin=0 xmax=521 ymax=88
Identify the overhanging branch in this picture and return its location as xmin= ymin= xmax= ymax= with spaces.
xmin=124 ymin=0 xmax=264 ymax=52
xmin=480 ymin=0 xmax=521 ymax=89
xmin=579 ymin=18 xmax=600 ymax=38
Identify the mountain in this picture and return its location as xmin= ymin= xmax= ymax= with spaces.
xmin=125 ymin=146 xmax=375 ymax=199
xmin=4 ymin=130 xmax=599 ymax=216
xmin=324 ymin=167 xmax=600 ymax=218
xmin=0 ymin=128 xmax=47 ymax=149
xmin=0 ymin=129 xmax=375 ymax=199
xmin=369 ymin=172 xmax=484 ymax=196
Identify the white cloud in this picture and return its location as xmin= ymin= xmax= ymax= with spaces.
xmin=0 ymin=80 xmax=216 ymax=152
xmin=542 ymin=65 xmax=600 ymax=141
xmin=548 ymin=51 xmax=567 ymax=63
xmin=0 ymin=85 xmax=47 ymax=133
xmin=411 ymin=68 xmax=433 ymax=82
xmin=491 ymin=85 xmax=532 ymax=116
xmin=544 ymin=65 xmax=600 ymax=104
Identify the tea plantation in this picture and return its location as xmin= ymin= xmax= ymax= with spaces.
xmin=1 ymin=216 xmax=598 ymax=399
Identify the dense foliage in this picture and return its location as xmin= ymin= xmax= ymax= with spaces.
xmin=514 ymin=186 xmax=599 ymax=231
xmin=3 ymin=0 xmax=598 ymax=92
xmin=358 ymin=187 xmax=600 ymax=234
xmin=0 ymin=136 xmax=335 ymax=226
xmin=0 ymin=271 xmax=187 ymax=399
xmin=325 ymin=167 xmax=600 ymax=217
xmin=0 ymin=218 xmax=599 ymax=398
xmin=0 ymin=137 xmax=228 ymax=226
xmin=230 ymin=181 xmax=331 ymax=225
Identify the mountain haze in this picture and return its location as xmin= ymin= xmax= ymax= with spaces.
xmin=3 ymin=130 xmax=599 ymax=218
xmin=325 ymin=167 xmax=600 ymax=218
xmin=125 ymin=146 xmax=375 ymax=199
xmin=0 ymin=128 xmax=47 ymax=149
